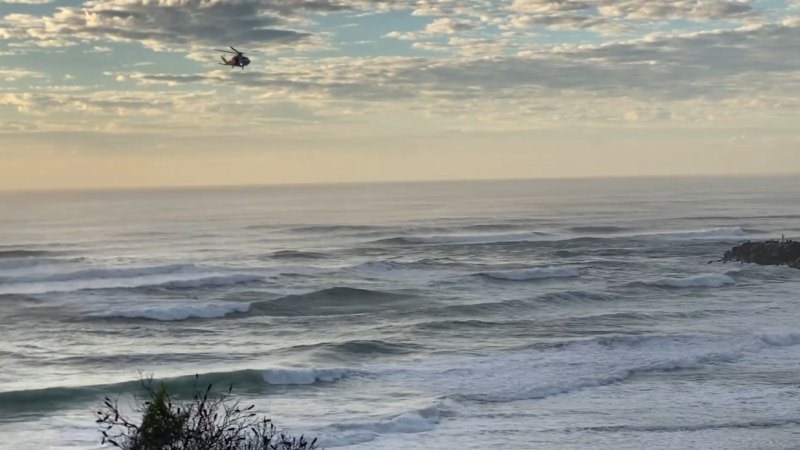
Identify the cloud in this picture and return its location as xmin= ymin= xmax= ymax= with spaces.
xmin=509 ymin=0 xmax=756 ymax=21
xmin=0 ymin=0 xmax=51 ymax=4
xmin=25 ymin=17 xmax=776 ymax=136
xmin=0 ymin=0 xmax=399 ymax=51
xmin=0 ymin=68 xmax=47 ymax=82
xmin=424 ymin=18 xmax=478 ymax=34
xmin=504 ymin=12 xmax=624 ymax=32
xmin=2 ymin=1 xmax=798 ymax=136
xmin=596 ymin=0 xmax=754 ymax=20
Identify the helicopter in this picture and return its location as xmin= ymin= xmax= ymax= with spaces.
xmin=216 ymin=46 xmax=250 ymax=69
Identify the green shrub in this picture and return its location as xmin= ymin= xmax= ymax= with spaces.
xmin=96 ymin=376 xmax=319 ymax=450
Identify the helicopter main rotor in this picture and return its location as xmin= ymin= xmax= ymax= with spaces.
xmin=215 ymin=46 xmax=244 ymax=55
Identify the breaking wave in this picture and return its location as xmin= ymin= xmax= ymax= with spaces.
xmin=0 ymin=366 xmax=350 ymax=415
xmin=262 ymin=368 xmax=347 ymax=385
xmin=372 ymin=332 xmax=800 ymax=405
xmin=91 ymin=301 xmax=252 ymax=321
xmin=318 ymin=406 xmax=441 ymax=447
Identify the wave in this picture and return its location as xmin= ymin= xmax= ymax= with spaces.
xmin=456 ymin=223 xmax=524 ymax=232
xmin=569 ymin=418 xmax=800 ymax=434
xmin=425 ymin=299 xmax=530 ymax=317
xmin=643 ymin=227 xmax=760 ymax=240
xmin=7 ymin=331 xmax=799 ymax=418
xmin=371 ymin=226 xmax=762 ymax=247
xmin=262 ymin=368 xmax=347 ymax=385
xmin=423 ymin=290 xmax=615 ymax=317
xmin=0 ymin=257 xmax=83 ymax=272
xmin=350 ymin=260 xmax=423 ymax=273
xmin=755 ymin=332 xmax=800 ymax=347
xmin=287 ymin=224 xmax=389 ymax=234
xmin=568 ymin=226 xmax=632 ymax=234
xmin=153 ymin=274 xmax=262 ymax=290
xmin=0 ymin=263 xmax=196 ymax=284
xmin=0 ymin=272 xmax=263 ymax=295
xmin=318 ymin=406 xmax=441 ymax=447
xmin=90 ymin=301 xmax=251 ymax=321
xmin=375 ymin=231 xmax=553 ymax=246
xmin=478 ymin=266 xmax=580 ymax=281
xmin=644 ymin=273 xmax=736 ymax=288
xmin=349 ymin=258 xmax=471 ymax=277
xmin=410 ymin=318 xmax=536 ymax=333
xmin=680 ymin=214 xmax=800 ymax=221
xmin=289 ymin=340 xmax=423 ymax=358
xmin=372 ymin=331 xmax=800 ymax=405
xmin=250 ymin=287 xmax=414 ymax=317
xmin=0 ymin=366 xmax=349 ymax=415
xmin=538 ymin=290 xmax=619 ymax=303
xmin=269 ymin=250 xmax=329 ymax=260
xmin=356 ymin=257 xmax=477 ymax=270
xmin=0 ymin=249 xmax=55 ymax=259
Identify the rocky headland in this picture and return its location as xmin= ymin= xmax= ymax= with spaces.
xmin=722 ymin=239 xmax=800 ymax=268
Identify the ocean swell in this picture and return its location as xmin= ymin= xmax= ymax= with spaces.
xmin=250 ymin=287 xmax=414 ymax=316
xmin=645 ymin=273 xmax=736 ymax=288
xmin=376 ymin=231 xmax=553 ymax=246
xmin=0 ymin=272 xmax=262 ymax=295
xmin=0 ymin=366 xmax=349 ymax=416
xmin=0 ymin=263 xmax=196 ymax=284
xmin=478 ymin=266 xmax=581 ymax=281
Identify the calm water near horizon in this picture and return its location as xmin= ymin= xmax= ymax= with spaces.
xmin=2 ymin=175 xmax=800 ymax=449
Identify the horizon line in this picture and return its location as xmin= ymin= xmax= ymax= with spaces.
xmin=2 ymin=171 xmax=799 ymax=195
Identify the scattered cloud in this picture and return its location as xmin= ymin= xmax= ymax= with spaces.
xmin=0 ymin=0 xmax=52 ymax=4
xmin=0 ymin=68 xmax=47 ymax=82
xmin=1 ymin=0 xmax=798 ymax=137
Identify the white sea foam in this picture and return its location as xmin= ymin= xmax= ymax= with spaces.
xmin=367 ymin=331 xmax=800 ymax=405
xmin=754 ymin=332 xmax=800 ymax=348
xmin=481 ymin=266 xmax=580 ymax=281
xmin=318 ymin=407 xmax=441 ymax=447
xmin=94 ymin=301 xmax=251 ymax=321
xmin=262 ymin=368 xmax=347 ymax=385
xmin=650 ymin=273 xmax=736 ymax=288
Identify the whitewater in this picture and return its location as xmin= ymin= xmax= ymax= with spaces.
xmin=1 ymin=175 xmax=800 ymax=449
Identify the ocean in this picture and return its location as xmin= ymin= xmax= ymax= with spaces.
xmin=1 ymin=175 xmax=799 ymax=450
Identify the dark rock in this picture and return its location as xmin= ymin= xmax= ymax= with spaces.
xmin=723 ymin=239 xmax=800 ymax=268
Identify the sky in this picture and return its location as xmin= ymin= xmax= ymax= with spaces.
xmin=0 ymin=0 xmax=799 ymax=190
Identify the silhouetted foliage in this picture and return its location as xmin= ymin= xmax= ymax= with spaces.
xmin=96 ymin=376 xmax=319 ymax=450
